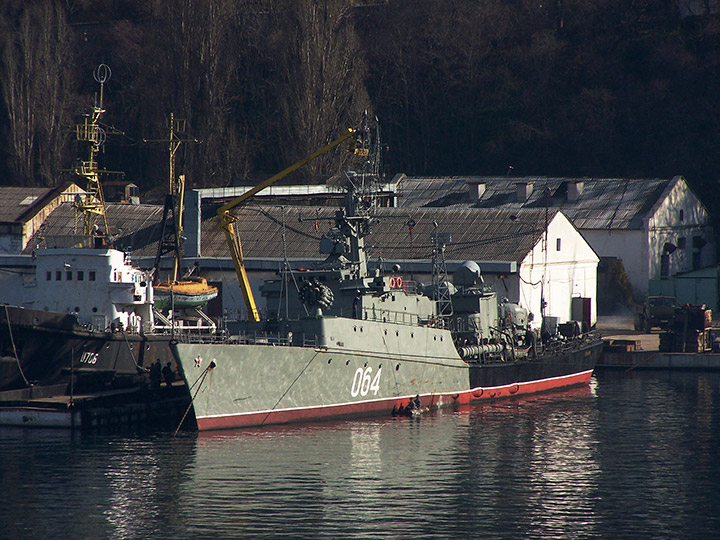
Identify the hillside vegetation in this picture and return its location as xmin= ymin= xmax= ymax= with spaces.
xmin=1 ymin=1 xmax=719 ymax=214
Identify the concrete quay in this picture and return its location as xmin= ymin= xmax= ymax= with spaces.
xmin=597 ymin=315 xmax=720 ymax=370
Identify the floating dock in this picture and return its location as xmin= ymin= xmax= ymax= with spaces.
xmin=0 ymin=382 xmax=192 ymax=430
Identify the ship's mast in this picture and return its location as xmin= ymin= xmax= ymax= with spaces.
xmin=431 ymin=221 xmax=454 ymax=321
xmin=73 ymin=64 xmax=113 ymax=237
xmin=148 ymin=113 xmax=198 ymax=283
xmin=338 ymin=113 xmax=381 ymax=278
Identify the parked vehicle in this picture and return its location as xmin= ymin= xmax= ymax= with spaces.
xmin=634 ymin=295 xmax=677 ymax=333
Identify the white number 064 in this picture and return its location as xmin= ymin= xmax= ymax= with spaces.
xmin=350 ymin=366 xmax=382 ymax=397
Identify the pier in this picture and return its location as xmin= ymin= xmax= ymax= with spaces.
xmin=598 ymin=316 xmax=720 ymax=370
xmin=0 ymin=381 xmax=192 ymax=430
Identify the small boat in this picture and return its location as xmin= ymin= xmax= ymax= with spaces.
xmin=153 ymin=277 xmax=218 ymax=311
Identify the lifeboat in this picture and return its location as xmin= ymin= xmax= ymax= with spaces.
xmin=154 ymin=277 xmax=218 ymax=311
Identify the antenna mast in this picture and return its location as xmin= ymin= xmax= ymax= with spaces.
xmin=431 ymin=221 xmax=453 ymax=322
xmin=148 ymin=113 xmax=199 ymax=282
xmin=73 ymin=64 xmax=113 ymax=237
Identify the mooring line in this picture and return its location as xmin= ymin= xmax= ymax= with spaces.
xmin=4 ymin=304 xmax=30 ymax=387
xmin=173 ymin=360 xmax=215 ymax=437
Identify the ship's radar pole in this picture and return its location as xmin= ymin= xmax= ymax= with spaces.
xmin=431 ymin=221 xmax=453 ymax=322
xmin=72 ymin=64 xmax=114 ymax=238
xmin=146 ymin=113 xmax=199 ymax=283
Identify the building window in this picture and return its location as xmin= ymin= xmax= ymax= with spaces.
xmin=89 ymin=271 xmax=96 ymax=281
xmin=678 ymin=237 xmax=686 ymax=249
xmin=679 ymin=209 xmax=684 ymax=221
xmin=556 ymin=238 xmax=562 ymax=251
xmin=77 ymin=271 xmax=84 ymax=281
xmin=693 ymin=235 xmax=707 ymax=249
xmin=66 ymin=271 xmax=72 ymax=281
xmin=55 ymin=271 xmax=62 ymax=281
xmin=46 ymin=271 xmax=51 ymax=281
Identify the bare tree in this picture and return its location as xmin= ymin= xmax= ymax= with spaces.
xmin=141 ymin=0 xmax=252 ymax=188
xmin=269 ymin=0 xmax=372 ymax=181
xmin=0 ymin=1 xmax=75 ymax=186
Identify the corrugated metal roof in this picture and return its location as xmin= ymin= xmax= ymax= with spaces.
xmin=0 ymin=187 xmax=54 ymax=222
xmin=397 ymin=175 xmax=680 ymax=230
xmin=25 ymin=201 xmax=556 ymax=266
xmin=23 ymin=202 xmax=165 ymax=256
xmin=201 ymin=204 xmax=553 ymax=264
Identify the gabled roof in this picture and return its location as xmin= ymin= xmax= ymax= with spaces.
xmin=199 ymin=204 xmax=557 ymax=264
xmin=24 ymin=201 xmax=574 ymax=268
xmin=397 ymin=175 xmax=687 ymax=230
xmin=22 ymin=202 xmax=165 ymax=256
xmin=0 ymin=187 xmax=57 ymax=223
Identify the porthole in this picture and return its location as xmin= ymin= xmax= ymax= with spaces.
xmin=396 ymin=364 xmax=400 ymax=371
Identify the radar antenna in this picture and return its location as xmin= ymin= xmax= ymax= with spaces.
xmin=72 ymin=64 xmax=122 ymax=238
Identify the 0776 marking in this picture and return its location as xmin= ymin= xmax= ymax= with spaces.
xmin=350 ymin=366 xmax=382 ymax=397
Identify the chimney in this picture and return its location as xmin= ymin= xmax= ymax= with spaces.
xmin=516 ymin=182 xmax=533 ymax=202
xmin=468 ymin=182 xmax=486 ymax=202
xmin=567 ymin=181 xmax=584 ymax=202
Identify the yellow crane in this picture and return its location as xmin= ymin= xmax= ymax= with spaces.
xmin=218 ymin=128 xmax=359 ymax=322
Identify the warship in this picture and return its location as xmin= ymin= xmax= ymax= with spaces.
xmin=171 ymin=123 xmax=602 ymax=431
xmin=0 ymin=67 xmax=214 ymax=394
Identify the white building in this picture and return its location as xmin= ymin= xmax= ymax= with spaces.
xmin=396 ymin=175 xmax=715 ymax=297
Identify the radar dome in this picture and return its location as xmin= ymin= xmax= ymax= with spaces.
xmin=453 ymin=261 xmax=483 ymax=288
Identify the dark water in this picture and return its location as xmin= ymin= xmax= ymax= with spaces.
xmin=2 ymin=370 xmax=720 ymax=540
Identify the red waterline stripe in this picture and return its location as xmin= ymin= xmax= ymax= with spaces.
xmin=195 ymin=369 xmax=594 ymax=431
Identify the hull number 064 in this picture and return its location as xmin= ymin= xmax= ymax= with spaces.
xmin=350 ymin=366 xmax=382 ymax=397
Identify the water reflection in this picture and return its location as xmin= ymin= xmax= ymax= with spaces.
xmin=2 ymin=373 xmax=720 ymax=539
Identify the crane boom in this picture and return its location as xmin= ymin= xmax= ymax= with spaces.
xmin=219 ymin=128 xmax=358 ymax=321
